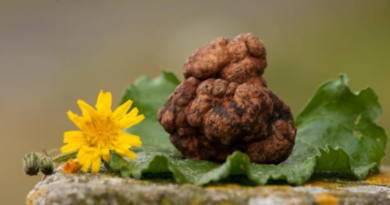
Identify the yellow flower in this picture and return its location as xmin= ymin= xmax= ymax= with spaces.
xmin=61 ymin=91 xmax=144 ymax=173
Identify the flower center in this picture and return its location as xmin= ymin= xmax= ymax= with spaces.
xmin=86 ymin=115 xmax=120 ymax=148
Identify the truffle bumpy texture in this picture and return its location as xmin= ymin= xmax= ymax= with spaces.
xmin=157 ymin=33 xmax=296 ymax=164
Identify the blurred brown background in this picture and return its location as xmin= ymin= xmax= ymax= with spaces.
xmin=1 ymin=0 xmax=389 ymax=204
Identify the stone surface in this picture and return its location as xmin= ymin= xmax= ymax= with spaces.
xmin=27 ymin=167 xmax=390 ymax=205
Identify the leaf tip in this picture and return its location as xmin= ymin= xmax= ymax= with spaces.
xmin=338 ymin=73 xmax=349 ymax=85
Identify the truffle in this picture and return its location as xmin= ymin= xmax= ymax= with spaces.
xmin=157 ymin=33 xmax=296 ymax=164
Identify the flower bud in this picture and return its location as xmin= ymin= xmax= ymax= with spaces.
xmin=40 ymin=157 xmax=54 ymax=175
xmin=23 ymin=152 xmax=40 ymax=176
xmin=62 ymin=158 xmax=81 ymax=174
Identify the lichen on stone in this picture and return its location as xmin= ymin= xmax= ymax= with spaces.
xmin=26 ymin=167 xmax=390 ymax=205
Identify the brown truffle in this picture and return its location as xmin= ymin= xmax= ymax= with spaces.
xmin=157 ymin=33 xmax=296 ymax=164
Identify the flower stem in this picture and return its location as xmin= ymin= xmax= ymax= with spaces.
xmin=52 ymin=151 xmax=77 ymax=163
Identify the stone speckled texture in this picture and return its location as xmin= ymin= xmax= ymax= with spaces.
xmin=27 ymin=167 xmax=390 ymax=205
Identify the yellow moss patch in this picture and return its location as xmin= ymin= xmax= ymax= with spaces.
xmin=107 ymin=188 xmax=113 ymax=195
xmin=205 ymin=184 xmax=243 ymax=191
xmin=218 ymin=202 xmax=233 ymax=205
xmin=206 ymin=184 xmax=292 ymax=192
xmin=314 ymin=193 xmax=340 ymax=205
xmin=265 ymin=185 xmax=293 ymax=191
xmin=365 ymin=174 xmax=390 ymax=186
xmin=189 ymin=194 xmax=203 ymax=205
xmin=27 ymin=188 xmax=46 ymax=205
xmin=304 ymin=181 xmax=344 ymax=188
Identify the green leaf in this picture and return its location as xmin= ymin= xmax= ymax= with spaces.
xmin=295 ymin=74 xmax=386 ymax=179
xmin=110 ymin=150 xmax=133 ymax=177
xmin=113 ymin=73 xmax=386 ymax=185
xmin=110 ymin=146 xmax=315 ymax=185
xmin=120 ymin=71 xmax=180 ymax=150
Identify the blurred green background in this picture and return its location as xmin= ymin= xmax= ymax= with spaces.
xmin=0 ymin=0 xmax=389 ymax=204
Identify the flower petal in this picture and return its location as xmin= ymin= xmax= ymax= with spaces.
xmin=77 ymin=148 xmax=88 ymax=164
xmin=127 ymin=107 xmax=139 ymax=118
xmin=113 ymin=100 xmax=132 ymax=120
xmin=77 ymin=147 xmax=97 ymax=164
xmin=116 ymin=149 xmax=137 ymax=160
xmin=95 ymin=90 xmax=112 ymax=113
xmin=124 ymin=150 xmax=137 ymax=160
xmin=119 ymin=111 xmax=145 ymax=129
xmin=120 ymin=133 xmax=142 ymax=147
xmin=81 ymin=152 xmax=94 ymax=172
xmin=67 ymin=111 xmax=88 ymax=131
xmin=77 ymin=100 xmax=97 ymax=119
xmin=101 ymin=148 xmax=111 ymax=162
xmin=61 ymin=131 xmax=88 ymax=153
xmin=63 ymin=131 xmax=86 ymax=143
xmin=61 ymin=144 xmax=80 ymax=153
xmin=91 ymin=157 xmax=101 ymax=173
xmin=81 ymin=160 xmax=91 ymax=172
